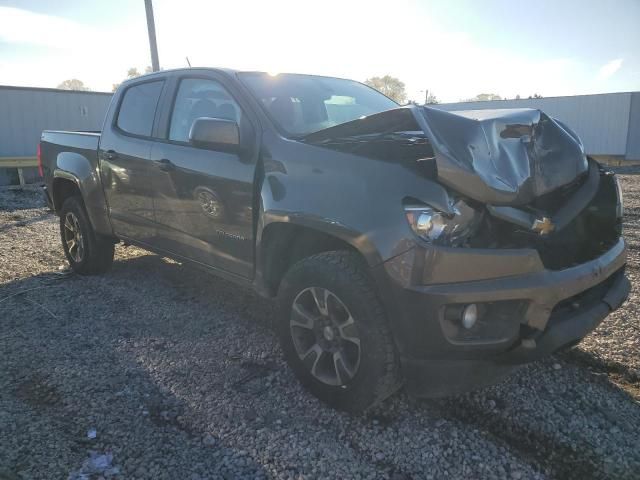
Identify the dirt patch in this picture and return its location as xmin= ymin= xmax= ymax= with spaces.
xmin=14 ymin=374 xmax=62 ymax=410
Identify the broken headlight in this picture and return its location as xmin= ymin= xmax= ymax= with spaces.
xmin=404 ymin=199 xmax=482 ymax=246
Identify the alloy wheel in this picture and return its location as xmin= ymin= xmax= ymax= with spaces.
xmin=63 ymin=212 xmax=84 ymax=263
xmin=289 ymin=287 xmax=361 ymax=386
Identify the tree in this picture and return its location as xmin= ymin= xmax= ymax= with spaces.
xmin=425 ymin=91 xmax=439 ymax=105
xmin=126 ymin=67 xmax=141 ymax=79
xmin=465 ymin=93 xmax=502 ymax=102
xmin=112 ymin=66 xmax=154 ymax=91
xmin=57 ymin=79 xmax=90 ymax=91
xmin=126 ymin=66 xmax=153 ymax=78
xmin=529 ymin=93 xmax=543 ymax=99
xmin=364 ymin=75 xmax=407 ymax=104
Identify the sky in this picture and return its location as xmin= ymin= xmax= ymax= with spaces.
xmin=0 ymin=0 xmax=638 ymax=103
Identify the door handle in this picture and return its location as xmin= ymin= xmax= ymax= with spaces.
xmin=154 ymin=158 xmax=175 ymax=172
xmin=105 ymin=150 xmax=119 ymax=160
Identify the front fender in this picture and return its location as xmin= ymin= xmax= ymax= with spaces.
xmin=259 ymin=207 xmax=385 ymax=266
xmin=256 ymin=132 xmax=452 ymax=267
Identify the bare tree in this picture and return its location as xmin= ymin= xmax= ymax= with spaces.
xmin=425 ymin=91 xmax=439 ymax=105
xmin=57 ymin=79 xmax=91 ymax=91
xmin=364 ymin=75 xmax=407 ymax=104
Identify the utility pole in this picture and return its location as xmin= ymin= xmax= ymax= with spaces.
xmin=144 ymin=0 xmax=160 ymax=72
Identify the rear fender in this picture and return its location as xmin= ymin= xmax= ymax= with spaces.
xmin=53 ymin=151 xmax=114 ymax=236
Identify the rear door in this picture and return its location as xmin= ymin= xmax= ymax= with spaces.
xmin=99 ymin=79 xmax=165 ymax=243
xmin=149 ymin=72 xmax=259 ymax=279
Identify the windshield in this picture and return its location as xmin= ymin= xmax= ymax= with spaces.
xmin=238 ymin=72 xmax=398 ymax=137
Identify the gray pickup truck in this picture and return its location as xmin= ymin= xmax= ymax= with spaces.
xmin=40 ymin=68 xmax=629 ymax=412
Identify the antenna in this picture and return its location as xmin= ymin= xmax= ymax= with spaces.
xmin=186 ymin=56 xmax=192 ymax=67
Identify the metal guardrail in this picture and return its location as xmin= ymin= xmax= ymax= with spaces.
xmin=0 ymin=156 xmax=38 ymax=186
xmin=0 ymin=156 xmax=37 ymax=168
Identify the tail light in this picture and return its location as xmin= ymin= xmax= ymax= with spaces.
xmin=37 ymin=143 xmax=43 ymax=177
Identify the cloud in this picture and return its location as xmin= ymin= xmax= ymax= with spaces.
xmin=0 ymin=2 xmax=610 ymax=100
xmin=0 ymin=6 xmax=149 ymax=90
xmin=597 ymin=58 xmax=624 ymax=80
xmin=0 ymin=6 xmax=90 ymax=50
xmin=151 ymin=0 xmax=582 ymax=102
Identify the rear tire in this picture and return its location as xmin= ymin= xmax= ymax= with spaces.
xmin=60 ymin=196 xmax=114 ymax=275
xmin=277 ymin=251 xmax=402 ymax=413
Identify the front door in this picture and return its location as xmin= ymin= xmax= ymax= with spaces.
xmin=99 ymin=79 xmax=165 ymax=244
xmin=149 ymin=75 xmax=257 ymax=278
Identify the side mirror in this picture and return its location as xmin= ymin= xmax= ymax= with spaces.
xmin=189 ymin=117 xmax=240 ymax=152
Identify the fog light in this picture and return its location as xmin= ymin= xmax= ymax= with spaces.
xmin=462 ymin=304 xmax=478 ymax=329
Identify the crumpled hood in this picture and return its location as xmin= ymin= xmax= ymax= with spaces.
xmin=304 ymin=105 xmax=588 ymax=206
xmin=415 ymin=106 xmax=588 ymax=205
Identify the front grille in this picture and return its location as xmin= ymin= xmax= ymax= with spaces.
xmin=471 ymin=171 xmax=621 ymax=270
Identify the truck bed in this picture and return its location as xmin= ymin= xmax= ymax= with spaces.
xmin=40 ymin=130 xmax=101 ymax=177
xmin=40 ymin=130 xmax=101 ymax=155
xmin=39 ymin=130 xmax=112 ymax=236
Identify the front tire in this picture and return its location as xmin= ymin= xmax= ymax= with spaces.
xmin=277 ymin=251 xmax=401 ymax=413
xmin=60 ymin=196 xmax=114 ymax=275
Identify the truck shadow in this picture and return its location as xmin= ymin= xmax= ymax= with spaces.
xmin=0 ymin=264 xmax=272 ymax=479
xmin=2 ymin=251 xmax=639 ymax=479
xmin=0 ymin=187 xmax=47 ymax=212
xmin=0 ymin=211 xmax=51 ymax=233
xmin=90 ymin=252 xmax=640 ymax=479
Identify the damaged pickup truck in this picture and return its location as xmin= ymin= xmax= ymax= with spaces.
xmin=40 ymin=68 xmax=629 ymax=412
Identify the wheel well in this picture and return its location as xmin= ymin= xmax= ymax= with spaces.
xmin=261 ymin=223 xmax=363 ymax=296
xmin=52 ymin=178 xmax=81 ymax=213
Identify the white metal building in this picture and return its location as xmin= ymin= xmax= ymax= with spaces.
xmin=434 ymin=91 xmax=640 ymax=164
xmin=0 ymin=85 xmax=112 ymax=186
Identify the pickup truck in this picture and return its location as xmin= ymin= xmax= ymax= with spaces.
xmin=40 ymin=68 xmax=630 ymax=412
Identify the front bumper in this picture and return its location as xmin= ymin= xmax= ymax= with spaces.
xmin=376 ymin=238 xmax=629 ymax=397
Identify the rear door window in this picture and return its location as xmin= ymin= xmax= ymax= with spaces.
xmin=116 ymin=81 xmax=164 ymax=137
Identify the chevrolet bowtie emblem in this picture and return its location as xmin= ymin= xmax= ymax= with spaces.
xmin=532 ymin=216 xmax=555 ymax=235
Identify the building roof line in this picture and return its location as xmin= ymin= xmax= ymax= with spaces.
xmin=440 ymin=90 xmax=640 ymax=105
xmin=0 ymin=85 xmax=113 ymax=95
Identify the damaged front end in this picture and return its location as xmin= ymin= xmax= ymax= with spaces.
xmin=304 ymin=105 xmax=623 ymax=269
xmin=472 ymin=162 xmax=622 ymax=270
xmin=303 ymin=104 xmax=627 ymax=396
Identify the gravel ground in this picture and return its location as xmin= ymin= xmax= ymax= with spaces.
xmin=0 ymin=181 xmax=639 ymax=480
